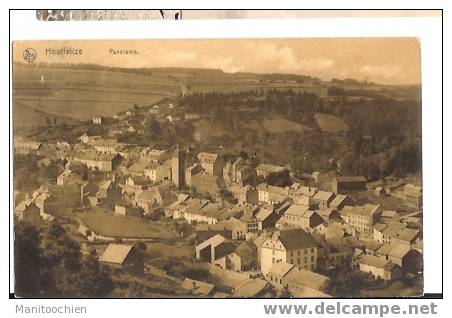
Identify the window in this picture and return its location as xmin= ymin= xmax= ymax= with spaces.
xmin=311 ymin=256 xmax=314 ymax=262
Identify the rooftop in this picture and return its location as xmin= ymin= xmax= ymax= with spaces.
xmin=99 ymin=244 xmax=133 ymax=265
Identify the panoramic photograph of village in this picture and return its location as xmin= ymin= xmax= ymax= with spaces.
xmin=12 ymin=38 xmax=423 ymax=298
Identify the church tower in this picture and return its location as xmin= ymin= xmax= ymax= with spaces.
xmin=172 ymin=146 xmax=186 ymax=188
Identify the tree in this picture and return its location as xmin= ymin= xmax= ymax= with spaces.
xmin=146 ymin=115 xmax=162 ymax=138
xmin=265 ymin=169 xmax=292 ymax=187
xmin=325 ymin=267 xmax=376 ymax=297
xmin=75 ymin=249 xmax=113 ymax=297
xmin=14 ymin=222 xmax=49 ymax=297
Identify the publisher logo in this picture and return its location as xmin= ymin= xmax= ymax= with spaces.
xmin=23 ymin=48 xmax=37 ymax=63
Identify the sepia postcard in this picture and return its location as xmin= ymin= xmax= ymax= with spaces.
xmin=12 ymin=38 xmax=423 ymax=298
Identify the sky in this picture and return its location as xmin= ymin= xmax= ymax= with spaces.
xmin=13 ymin=38 xmax=421 ymax=85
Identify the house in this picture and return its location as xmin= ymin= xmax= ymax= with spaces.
xmin=223 ymin=157 xmax=254 ymax=186
xmin=144 ymin=163 xmax=171 ymax=183
xmin=341 ymin=204 xmax=382 ymax=234
xmin=181 ymin=278 xmax=214 ymax=296
xmin=195 ymin=234 xmax=234 ymax=262
xmin=135 ymin=186 xmax=176 ymax=213
xmin=255 ymin=204 xmax=281 ymax=229
xmin=125 ymin=176 xmax=148 ymax=191
xmin=257 ymin=183 xmax=288 ymax=204
xmin=183 ymin=202 xmax=242 ymax=225
xmin=332 ymin=176 xmax=367 ymax=194
xmin=317 ymin=208 xmax=343 ymax=223
xmin=213 ymin=241 xmax=258 ymax=272
xmin=141 ymin=149 xmax=166 ymax=164
xmin=376 ymin=244 xmax=423 ymax=273
xmin=114 ymin=204 xmax=142 ymax=217
xmin=256 ymin=163 xmax=286 ymax=178
xmin=99 ymin=244 xmax=144 ymax=274
xmin=70 ymin=152 xmax=122 ymax=172
xmin=197 ymin=152 xmax=223 ymax=176
xmin=196 ymin=217 xmax=247 ymax=241
xmin=314 ymin=236 xmax=353 ymax=271
xmin=127 ymin=162 xmax=149 ymax=176
xmin=230 ymin=185 xmax=259 ymax=205
xmin=13 ymin=139 xmax=42 ymax=154
xmin=374 ymin=222 xmax=420 ymax=245
xmin=39 ymin=184 xmax=85 ymax=215
xmin=293 ymin=195 xmax=316 ymax=208
xmin=298 ymin=186 xmax=318 ymax=197
xmin=15 ymin=201 xmax=41 ymax=228
xmin=329 ymin=194 xmax=352 ymax=211
xmin=261 ymin=228 xmax=318 ymax=275
xmin=357 ymin=254 xmax=402 ymax=280
xmin=267 ymin=262 xmax=330 ymax=296
xmin=185 ymin=163 xmax=204 ymax=187
xmin=171 ymin=198 xmax=210 ymax=221
xmin=282 ymin=204 xmax=323 ymax=230
xmin=56 ymin=169 xmax=82 ymax=186
xmin=379 ymin=210 xmax=400 ymax=224
xmin=91 ymin=138 xmax=121 ymax=154
xmin=313 ymin=191 xmax=335 ymax=209
xmin=374 ymin=186 xmax=389 ymax=196
xmin=191 ymin=172 xmax=225 ymax=196
xmin=196 ymin=223 xmax=233 ymax=241
xmin=403 ymin=184 xmax=422 ymax=208
xmin=93 ymin=116 xmax=103 ymax=124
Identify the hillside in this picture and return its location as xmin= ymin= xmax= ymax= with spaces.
xmin=13 ymin=63 xmax=180 ymax=121
xmin=13 ymin=102 xmax=80 ymax=129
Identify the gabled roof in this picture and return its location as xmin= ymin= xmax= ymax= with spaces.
xmin=330 ymin=194 xmax=349 ymax=208
xmin=99 ymin=244 xmax=134 ymax=265
xmin=334 ymin=176 xmax=367 ymax=183
xmin=342 ymin=204 xmax=382 ymax=217
xmin=284 ymin=266 xmax=329 ymax=291
xmin=295 ymin=195 xmax=314 ymax=206
xmin=393 ymin=227 xmax=419 ymax=242
xmin=284 ymin=204 xmax=310 ymax=217
xmin=196 ymin=234 xmax=226 ymax=251
xmin=268 ymin=262 xmax=294 ymax=277
xmin=255 ymin=205 xmax=275 ymax=221
xmin=358 ymin=254 xmax=397 ymax=270
xmin=374 ymin=223 xmax=387 ymax=232
xmin=388 ymin=244 xmax=411 ymax=258
xmin=313 ymin=191 xmax=334 ymax=202
xmin=278 ymin=228 xmax=318 ymax=250
xmin=197 ymin=152 xmax=218 ymax=164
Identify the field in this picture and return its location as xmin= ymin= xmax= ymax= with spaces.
xmin=13 ymin=64 xmax=180 ymax=121
xmin=78 ymin=210 xmax=177 ymax=239
xmin=13 ymin=63 xmax=328 ymax=124
xmin=262 ymin=114 xmax=312 ymax=134
xmin=314 ymin=112 xmax=349 ymax=133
